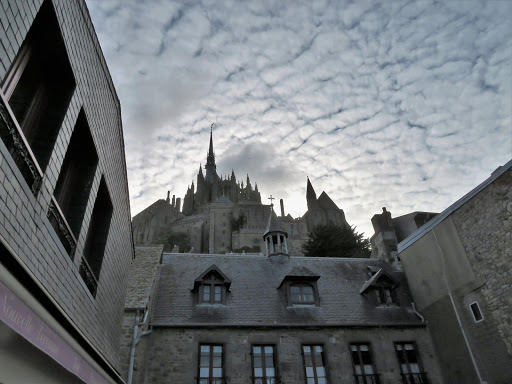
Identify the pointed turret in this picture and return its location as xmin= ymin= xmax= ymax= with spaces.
xmin=198 ymin=164 xmax=204 ymax=177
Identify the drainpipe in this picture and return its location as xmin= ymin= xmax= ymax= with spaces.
xmin=433 ymin=230 xmax=485 ymax=384
xmin=411 ymin=302 xmax=425 ymax=323
xmin=127 ymin=309 xmax=152 ymax=384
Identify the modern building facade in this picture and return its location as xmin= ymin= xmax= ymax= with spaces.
xmin=0 ymin=1 xmax=134 ymax=383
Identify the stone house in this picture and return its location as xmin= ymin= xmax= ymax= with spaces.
xmin=0 ymin=1 xmax=134 ymax=383
xmin=371 ymin=160 xmax=512 ymax=384
xmin=124 ymin=212 xmax=443 ymax=383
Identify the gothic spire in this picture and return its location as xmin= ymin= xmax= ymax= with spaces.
xmin=206 ymin=123 xmax=215 ymax=166
xmin=306 ymin=177 xmax=317 ymax=201
xmin=205 ymin=123 xmax=217 ymax=183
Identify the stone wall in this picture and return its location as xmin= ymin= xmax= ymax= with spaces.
xmin=142 ymin=326 xmax=442 ymax=384
xmin=452 ymin=167 xmax=512 ymax=355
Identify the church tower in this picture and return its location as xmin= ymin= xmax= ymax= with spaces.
xmin=205 ymin=123 xmax=216 ymax=183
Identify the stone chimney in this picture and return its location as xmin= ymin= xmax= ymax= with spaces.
xmin=370 ymin=207 xmax=401 ymax=269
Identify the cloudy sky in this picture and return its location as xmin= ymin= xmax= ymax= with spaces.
xmin=86 ymin=0 xmax=511 ymax=236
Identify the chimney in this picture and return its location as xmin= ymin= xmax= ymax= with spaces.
xmin=166 ymin=191 xmax=170 ymax=204
xmin=175 ymin=197 xmax=181 ymax=213
xmin=280 ymin=199 xmax=285 ymax=217
xmin=172 ymin=194 xmax=176 ymax=208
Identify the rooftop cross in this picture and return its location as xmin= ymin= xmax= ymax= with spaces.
xmin=268 ymin=195 xmax=275 ymax=209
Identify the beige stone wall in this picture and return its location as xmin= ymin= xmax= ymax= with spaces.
xmin=452 ymin=167 xmax=512 ymax=355
xmin=143 ymin=327 xmax=442 ymax=384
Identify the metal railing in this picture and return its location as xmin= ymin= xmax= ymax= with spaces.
xmin=47 ymin=196 xmax=77 ymax=257
xmin=0 ymin=91 xmax=43 ymax=195
xmin=79 ymin=256 xmax=98 ymax=297
xmin=354 ymin=374 xmax=381 ymax=384
xmin=400 ymin=373 xmax=429 ymax=384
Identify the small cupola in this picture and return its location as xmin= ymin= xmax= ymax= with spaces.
xmin=263 ymin=207 xmax=289 ymax=258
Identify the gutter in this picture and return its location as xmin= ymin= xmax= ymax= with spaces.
xmin=149 ymin=322 xmax=427 ymax=329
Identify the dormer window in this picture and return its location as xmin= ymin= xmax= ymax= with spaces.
xmin=375 ymin=287 xmax=393 ymax=305
xmin=278 ymin=266 xmax=321 ymax=307
xmin=193 ymin=265 xmax=231 ymax=305
xmin=360 ymin=267 xmax=399 ymax=306
xmin=200 ymin=273 xmax=224 ymax=304
xmin=290 ymin=283 xmax=315 ymax=305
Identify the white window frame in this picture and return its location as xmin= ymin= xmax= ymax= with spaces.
xmin=469 ymin=301 xmax=484 ymax=323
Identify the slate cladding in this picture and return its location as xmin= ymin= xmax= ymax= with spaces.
xmin=152 ymin=253 xmax=422 ymax=326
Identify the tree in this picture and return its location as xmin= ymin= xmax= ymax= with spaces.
xmin=302 ymin=222 xmax=371 ymax=258
xmin=153 ymin=228 xmax=191 ymax=252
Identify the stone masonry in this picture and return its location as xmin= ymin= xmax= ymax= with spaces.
xmin=452 ymin=166 xmax=512 ymax=355
xmin=143 ymin=327 xmax=442 ymax=384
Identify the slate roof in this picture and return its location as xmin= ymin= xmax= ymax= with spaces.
xmin=151 ymin=253 xmax=422 ymax=327
xmin=264 ymin=210 xmax=283 ymax=234
xmin=125 ymin=245 xmax=164 ymax=309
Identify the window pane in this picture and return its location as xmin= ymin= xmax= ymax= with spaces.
xmin=363 ymin=365 xmax=374 ymax=374
xmin=213 ymin=356 xmax=222 ymax=367
xmin=264 ymin=346 xmax=274 ymax=355
xmin=316 ymin=366 xmax=326 ymax=377
xmin=318 ymin=378 xmax=327 ymax=384
xmin=199 ymin=367 xmax=209 ymax=378
xmin=266 ymin=367 xmax=275 ymax=377
xmin=254 ymin=355 xmax=262 ymax=368
xmin=200 ymin=356 xmax=209 ymax=367
xmin=307 ymin=379 xmax=315 ymax=384
xmin=200 ymin=380 xmax=209 ymax=384
xmin=213 ymin=345 xmax=223 ymax=353
xmin=355 ymin=365 xmax=362 ymax=374
xmin=214 ymin=285 xmax=222 ymax=302
xmin=254 ymin=367 xmax=263 ymax=377
xmin=352 ymin=350 xmax=360 ymax=365
xmin=265 ymin=355 xmax=273 ymax=368
xmin=203 ymin=285 xmax=210 ymax=302
xmin=253 ymin=346 xmax=262 ymax=355
xmin=291 ymin=286 xmax=301 ymax=302
xmin=212 ymin=367 xmax=222 ymax=377
xmin=360 ymin=345 xmax=369 ymax=352
xmin=306 ymin=367 xmax=314 ymax=377
xmin=361 ymin=350 xmax=372 ymax=365
xmin=410 ymin=363 xmax=420 ymax=373
xmin=201 ymin=345 xmax=210 ymax=353
xmin=255 ymin=379 xmax=263 ymax=384
xmin=303 ymin=346 xmax=311 ymax=353
xmin=314 ymin=345 xmax=323 ymax=354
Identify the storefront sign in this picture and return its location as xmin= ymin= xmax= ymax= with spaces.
xmin=0 ymin=279 xmax=110 ymax=384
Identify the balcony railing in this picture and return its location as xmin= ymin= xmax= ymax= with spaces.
xmin=354 ymin=374 xmax=381 ymax=384
xmin=0 ymin=91 xmax=43 ymax=195
xmin=400 ymin=373 xmax=429 ymax=384
xmin=47 ymin=196 xmax=77 ymax=257
xmin=79 ymin=256 xmax=98 ymax=297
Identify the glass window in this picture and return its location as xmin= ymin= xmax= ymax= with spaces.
xmin=199 ymin=272 xmax=226 ymax=304
xmin=199 ymin=344 xmax=223 ymax=384
xmin=302 ymin=345 xmax=328 ymax=384
xmin=290 ymin=284 xmax=316 ymax=305
xmin=350 ymin=344 xmax=379 ymax=384
xmin=375 ymin=288 xmax=393 ymax=305
xmin=394 ymin=342 xmax=428 ymax=384
xmin=252 ymin=345 xmax=277 ymax=384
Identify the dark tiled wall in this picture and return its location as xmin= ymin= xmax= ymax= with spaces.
xmin=0 ymin=0 xmax=133 ymax=369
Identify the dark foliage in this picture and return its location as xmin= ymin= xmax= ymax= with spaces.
xmin=229 ymin=212 xmax=247 ymax=231
xmin=302 ymin=222 xmax=371 ymax=258
xmin=154 ymin=228 xmax=191 ymax=252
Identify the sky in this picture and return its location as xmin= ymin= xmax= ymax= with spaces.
xmin=85 ymin=0 xmax=511 ymax=237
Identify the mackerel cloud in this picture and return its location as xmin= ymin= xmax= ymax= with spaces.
xmin=86 ymin=0 xmax=512 ymax=236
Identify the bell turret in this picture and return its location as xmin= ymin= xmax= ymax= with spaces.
xmin=263 ymin=206 xmax=289 ymax=258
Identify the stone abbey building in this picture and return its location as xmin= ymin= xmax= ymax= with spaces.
xmin=132 ymin=127 xmax=348 ymax=255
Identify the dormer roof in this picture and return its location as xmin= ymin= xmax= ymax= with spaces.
xmin=359 ymin=268 xmax=398 ymax=294
xmin=192 ymin=264 xmax=232 ymax=290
